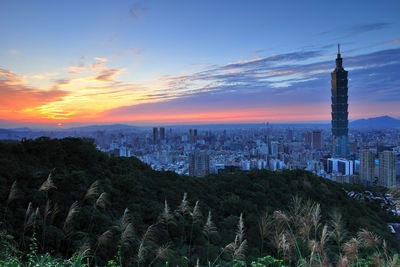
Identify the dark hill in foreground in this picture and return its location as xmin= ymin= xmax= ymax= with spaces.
xmin=0 ymin=138 xmax=398 ymax=266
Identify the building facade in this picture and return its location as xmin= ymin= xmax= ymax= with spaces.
xmin=378 ymin=151 xmax=396 ymax=188
xmin=159 ymin=127 xmax=165 ymax=140
xmin=312 ymin=130 xmax=322 ymax=150
xmin=360 ymin=150 xmax=375 ymax=186
xmin=189 ymin=151 xmax=210 ymax=177
xmin=153 ymin=127 xmax=158 ymax=143
xmin=331 ymin=45 xmax=350 ymax=158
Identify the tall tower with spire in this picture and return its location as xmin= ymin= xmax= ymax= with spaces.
xmin=331 ymin=44 xmax=349 ymax=158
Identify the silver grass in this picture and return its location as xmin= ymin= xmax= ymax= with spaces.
xmin=155 ymin=243 xmax=170 ymax=260
xmin=95 ymin=192 xmax=109 ymax=209
xmin=225 ymin=235 xmax=238 ymax=253
xmin=120 ymin=222 xmax=135 ymax=249
xmin=234 ymin=239 xmax=247 ymax=260
xmin=177 ymin=192 xmax=191 ymax=215
xmin=34 ymin=207 xmax=41 ymax=227
xmin=357 ymin=228 xmax=380 ymax=248
xmin=273 ymin=210 xmax=290 ymax=229
xmin=44 ymin=200 xmax=52 ymax=224
xmin=237 ymin=213 xmax=245 ymax=244
xmin=63 ymin=201 xmax=79 ymax=237
xmin=51 ymin=202 xmax=60 ymax=224
xmin=191 ymin=200 xmax=202 ymax=223
xmin=98 ymin=230 xmax=114 ymax=247
xmin=24 ymin=203 xmax=34 ymax=232
xmin=137 ymin=224 xmax=157 ymax=264
xmin=203 ymin=211 xmax=217 ymax=237
xmin=338 ymin=254 xmax=348 ymax=267
xmin=311 ymin=203 xmax=321 ymax=232
xmin=121 ymin=208 xmax=131 ymax=229
xmin=25 ymin=202 xmax=32 ymax=222
xmin=258 ymin=211 xmax=271 ymax=240
xmin=84 ymin=180 xmax=99 ymax=200
xmin=330 ymin=210 xmax=346 ymax=247
xmin=278 ymin=232 xmax=290 ymax=255
xmin=158 ymin=200 xmax=175 ymax=225
xmin=319 ymin=224 xmax=330 ymax=253
xmin=39 ymin=173 xmax=57 ymax=191
xmin=343 ymin=237 xmax=359 ymax=263
xmin=7 ymin=180 xmax=18 ymax=204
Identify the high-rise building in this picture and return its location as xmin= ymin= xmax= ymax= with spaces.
xmin=378 ymin=151 xmax=396 ymax=188
xmin=304 ymin=132 xmax=312 ymax=146
xmin=159 ymin=127 xmax=165 ymax=140
xmin=327 ymin=158 xmax=353 ymax=175
xmin=331 ymin=44 xmax=349 ymax=158
xmin=270 ymin=141 xmax=279 ymax=157
xmin=189 ymin=151 xmax=210 ymax=177
xmin=312 ymin=130 xmax=322 ymax=150
xmin=360 ymin=150 xmax=375 ymax=186
xmin=153 ymin=127 xmax=158 ymax=143
xmin=287 ymin=129 xmax=293 ymax=142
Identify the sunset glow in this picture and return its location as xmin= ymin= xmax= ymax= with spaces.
xmin=1 ymin=1 xmax=400 ymax=127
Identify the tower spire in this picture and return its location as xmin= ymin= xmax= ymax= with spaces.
xmin=336 ymin=43 xmax=343 ymax=69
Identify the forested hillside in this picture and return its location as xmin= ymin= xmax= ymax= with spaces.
xmin=0 ymin=137 xmax=399 ymax=266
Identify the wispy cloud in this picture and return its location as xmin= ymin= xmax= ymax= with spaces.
xmin=101 ymin=44 xmax=400 ymax=123
xmin=128 ymin=2 xmax=149 ymax=22
xmin=317 ymin=23 xmax=392 ymax=39
xmin=96 ymin=68 xmax=124 ymax=82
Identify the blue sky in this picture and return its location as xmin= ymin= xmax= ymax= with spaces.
xmin=1 ymin=0 xmax=400 ymax=127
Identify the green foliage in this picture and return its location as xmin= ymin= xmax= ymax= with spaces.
xmin=250 ymin=255 xmax=286 ymax=267
xmin=0 ymin=137 xmax=399 ymax=266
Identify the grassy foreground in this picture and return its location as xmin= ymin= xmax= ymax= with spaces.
xmin=1 ymin=138 xmax=400 ymax=266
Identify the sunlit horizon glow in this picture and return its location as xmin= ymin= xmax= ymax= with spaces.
xmin=1 ymin=1 xmax=400 ymax=128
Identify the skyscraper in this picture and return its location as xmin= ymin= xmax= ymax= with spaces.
xmin=312 ymin=130 xmax=322 ymax=150
xmin=331 ymin=44 xmax=349 ymax=158
xmin=159 ymin=127 xmax=165 ymax=140
xmin=304 ymin=132 xmax=312 ymax=146
xmin=378 ymin=151 xmax=396 ymax=188
xmin=360 ymin=150 xmax=375 ymax=186
xmin=153 ymin=127 xmax=158 ymax=143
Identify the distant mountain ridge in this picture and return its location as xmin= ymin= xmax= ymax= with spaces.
xmin=350 ymin=115 xmax=400 ymax=128
xmin=1 ymin=116 xmax=400 ymax=133
xmin=62 ymin=124 xmax=139 ymax=132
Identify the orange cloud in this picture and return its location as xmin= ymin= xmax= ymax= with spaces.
xmin=0 ymin=69 xmax=69 ymax=120
xmin=0 ymin=69 xmax=26 ymax=85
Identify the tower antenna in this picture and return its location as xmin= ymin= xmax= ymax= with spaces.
xmin=338 ymin=43 xmax=340 ymax=54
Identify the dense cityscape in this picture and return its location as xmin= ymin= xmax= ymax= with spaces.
xmin=2 ymin=46 xmax=398 ymax=188
xmin=2 ymin=119 xmax=399 ymax=188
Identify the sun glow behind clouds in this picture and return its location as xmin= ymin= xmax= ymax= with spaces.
xmin=2 ymin=42 xmax=400 ymax=125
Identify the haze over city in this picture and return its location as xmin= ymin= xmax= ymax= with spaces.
xmin=1 ymin=0 xmax=400 ymax=128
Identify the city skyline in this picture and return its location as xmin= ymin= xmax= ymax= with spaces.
xmin=1 ymin=1 xmax=400 ymax=128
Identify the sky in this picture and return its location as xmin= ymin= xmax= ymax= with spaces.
xmin=1 ymin=0 xmax=400 ymax=128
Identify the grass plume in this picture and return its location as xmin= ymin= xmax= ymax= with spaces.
xmin=7 ymin=180 xmax=18 ymax=204
xmin=39 ymin=173 xmax=57 ymax=192
xmin=83 ymin=180 xmax=99 ymax=201
xmin=63 ymin=201 xmax=79 ymax=237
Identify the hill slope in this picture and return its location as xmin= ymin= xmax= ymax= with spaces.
xmin=350 ymin=115 xmax=400 ymax=128
xmin=0 ymin=138 xmax=398 ymax=265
